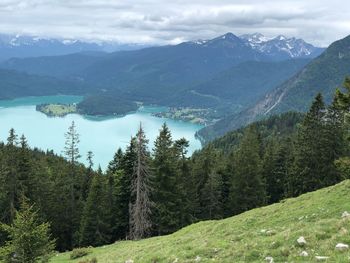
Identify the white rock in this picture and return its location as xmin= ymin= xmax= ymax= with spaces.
xmin=195 ymin=256 xmax=201 ymax=262
xmin=335 ymin=243 xmax=349 ymax=250
xmin=300 ymin=251 xmax=309 ymax=257
xmin=315 ymin=256 xmax=329 ymax=261
xmin=342 ymin=211 xmax=350 ymax=218
xmin=125 ymin=260 xmax=134 ymax=263
xmin=297 ymin=236 xmax=307 ymax=246
xmin=265 ymin=256 xmax=274 ymax=263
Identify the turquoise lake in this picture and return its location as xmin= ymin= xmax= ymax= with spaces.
xmin=0 ymin=96 xmax=203 ymax=169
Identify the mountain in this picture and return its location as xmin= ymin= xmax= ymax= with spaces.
xmin=1 ymin=52 xmax=108 ymax=79
xmin=0 ymin=69 xmax=89 ymax=99
xmin=52 ymin=180 xmax=350 ymax=262
xmin=169 ymin=59 xmax=310 ymax=109
xmin=198 ymin=34 xmax=350 ymax=141
xmin=1 ymin=33 xmax=318 ymax=106
xmin=241 ymin=33 xmax=325 ymax=60
xmin=0 ymin=33 xmax=148 ymax=62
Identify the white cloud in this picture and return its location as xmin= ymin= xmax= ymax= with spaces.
xmin=0 ymin=0 xmax=349 ymax=46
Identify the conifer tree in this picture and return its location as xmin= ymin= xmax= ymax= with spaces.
xmin=129 ymin=124 xmax=152 ymax=240
xmin=191 ymin=146 xmax=222 ymax=219
xmin=0 ymin=200 xmax=55 ymax=263
xmin=174 ymin=138 xmax=195 ymax=227
xmin=114 ymin=140 xmax=136 ymax=239
xmin=200 ymin=170 xmax=223 ymax=219
xmin=82 ymin=151 xmax=94 ymax=201
xmin=290 ymin=94 xmax=342 ymax=195
xmin=107 ymin=148 xmax=124 ymax=175
xmin=262 ymin=139 xmax=289 ymax=203
xmin=63 ymin=121 xmax=81 ymax=248
xmin=229 ymin=126 xmax=266 ymax=215
xmin=152 ymin=123 xmax=179 ymax=235
xmin=334 ymin=77 xmax=350 ymax=177
xmin=79 ymin=173 xmax=111 ymax=247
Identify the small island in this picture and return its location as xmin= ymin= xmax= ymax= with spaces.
xmin=36 ymin=95 xmax=139 ymax=117
xmin=36 ymin=103 xmax=77 ymax=117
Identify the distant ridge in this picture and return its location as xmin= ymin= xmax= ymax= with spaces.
xmin=198 ymin=34 xmax=350 ymax=141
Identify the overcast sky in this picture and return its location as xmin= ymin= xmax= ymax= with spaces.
xmin=0 ymin=0 xmax=349 ymax=47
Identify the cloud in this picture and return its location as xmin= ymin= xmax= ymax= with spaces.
xmin=0 ymin=0 xmax=349 ymax=46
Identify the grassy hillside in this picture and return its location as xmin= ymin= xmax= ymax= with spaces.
xmin=52 ymin=180 xmax=350 ymax=263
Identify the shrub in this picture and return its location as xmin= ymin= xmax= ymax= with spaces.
xmin=70 ymin=248 xmax=91 ymax=259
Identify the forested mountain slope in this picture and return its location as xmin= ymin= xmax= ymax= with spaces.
xmin=0 ymin=69 xmax=89 ymax=99
xmin=198 ymin=34 xmax=350 ymax=141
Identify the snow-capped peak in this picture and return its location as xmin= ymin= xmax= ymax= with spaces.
xmin=240 ymin=33 xmax=271 ymax=44
xmin=241 ymin=33 xmax=323 ymax=59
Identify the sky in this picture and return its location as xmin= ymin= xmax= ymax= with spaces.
xmin=0 ymin=0 xmax=349 ymax=47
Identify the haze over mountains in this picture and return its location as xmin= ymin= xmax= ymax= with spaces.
xmin=0 ymin=34 xmax=148 ymax=62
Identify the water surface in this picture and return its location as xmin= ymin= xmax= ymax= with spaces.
xmin=0 ymin=96 xmax=203 ymax=169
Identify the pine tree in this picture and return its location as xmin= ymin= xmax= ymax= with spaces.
xmin=107 ymin=148 xmax=124 ymax=175
xmin=290 ymin=94 xmax=342 ymax=195
xmin=64 ymin=121 xmax=81 ymax=165
xmin=0 ymin=200 xmax=55 ymax=263
xmin=191 ymin=146 xmax=222 ymax=219
xmin=174 ymin=138 xmax=195 ymax=227
xmin=152 ymin=123 xmax=179 ymax=235
xmin=262 ymin=139 xmax=289 ymax=203
xmin=200 ymin=170 xmax=222 ymax=219
xmin=7 ymin=128 xmax=18 ymax=147
xmin=114 ymin=140 xmax=136 ymax=239
xmin=4 ymin=129 xmax=20 ymax=223
xmin=79 ymin=173 xmax=111 ymax=247
xmin=229 ymin=126 xmax=266 ymax=215
xmin=129 ymin=124 xmax=152 ymax=240
xmin=334 ymin=77 xmax=350 ymax=178
xmin=63 ymin=121 xmax=81 ymax=248
xmin=82 ymin=151 xmax=94 ymax=201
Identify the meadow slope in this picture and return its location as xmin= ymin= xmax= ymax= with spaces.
xmin=52 ymin=180 xmax=350 ymax=263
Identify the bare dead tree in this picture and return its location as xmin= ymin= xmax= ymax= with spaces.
xmin=129 ymin=123 xmax=153 ymax=240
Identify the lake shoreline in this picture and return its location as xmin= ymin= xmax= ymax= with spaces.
xmin=0 ymin=95 xmax=203 ymax=169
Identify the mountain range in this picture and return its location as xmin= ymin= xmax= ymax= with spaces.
xmin=0 ymin=34 xmax=148 ymax=62
xmin=0 ymin=32 xmax=323 ymax=107
xmin=4 ymin=31 xmax=348 ymax=143
xmin=198 ymin=34 xmax=350 ymax=141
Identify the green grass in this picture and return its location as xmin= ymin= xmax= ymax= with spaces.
xmin=37 ymin=104 xmax=77 ymax=117
xmin=52 ymin=180 xmax=350 ymax=262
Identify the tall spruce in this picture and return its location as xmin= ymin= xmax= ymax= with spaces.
xmin=174 ymin=138 xmax=195 ymax=227
xmin=229 ymin=126 xmax=266 ymax=215
xmin=79 ymin=173 xmax=111 ymax=247
xmin=152 ymin=123 xmax=179 ymax=235
xmin=114 ymin=142 xmax=136 ymax=239
xmin=289 ymin=94 xmax=342 ymax=195
xmin=63 ymin=121 xmax=81 ymax=248
xmin=334 ymin=77 xmax=350 ymax=179
xmin=129 ymin=124 xmax=152 ymax=240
